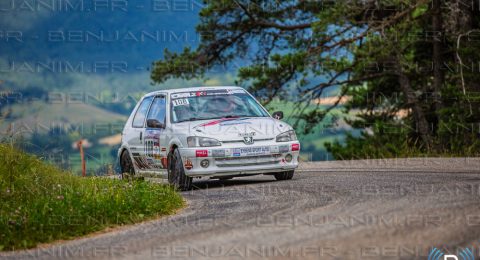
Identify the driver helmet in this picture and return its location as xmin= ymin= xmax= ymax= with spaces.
xmin=209 ymin=96 xmax=235 ymax=113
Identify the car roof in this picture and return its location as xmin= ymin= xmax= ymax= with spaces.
xmin=143 ymin=86 xmax=245 ymax=98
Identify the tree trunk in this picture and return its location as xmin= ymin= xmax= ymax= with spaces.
xmin=431 ymin=0 xmax=444 ymax=115
xmin=398 ymin=73 xmax=432 ymax=149
xmin=395 ymin=55 xmax=433 ymax=150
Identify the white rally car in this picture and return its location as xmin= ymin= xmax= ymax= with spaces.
xmin=118 ymin=86 xmax=300 ymax=190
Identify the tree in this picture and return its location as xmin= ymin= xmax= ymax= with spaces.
xmin=326 ymin=0 xmax=480 ymax=157
xmin=151 ymin=0 xmax=480 ymax=158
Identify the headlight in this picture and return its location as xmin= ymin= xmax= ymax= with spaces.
xmin=187 ymin=136 xmax=221 ymax=147
xmin=276 ymin=130 xmax=297 ymax=142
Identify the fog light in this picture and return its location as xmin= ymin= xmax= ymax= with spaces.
xmin=285 ymin=154 xmax=293 ymax=162
xmin=200 ymin=159 xmax=210 ymax=168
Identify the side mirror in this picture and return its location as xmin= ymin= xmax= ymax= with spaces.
xmin=146 ymin=119 xmax=165 ymax=129
xmin=272 ymin=111 xmax=284 ymax=120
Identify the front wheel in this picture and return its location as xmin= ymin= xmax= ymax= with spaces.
xmin=168 ymin=148 xmax=192 ymax=191
xmin=274 ymin=170 xmax=294 ymax=181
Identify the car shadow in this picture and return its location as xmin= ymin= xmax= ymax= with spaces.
xmin=187 ymin=177 xmax=276 ymax=191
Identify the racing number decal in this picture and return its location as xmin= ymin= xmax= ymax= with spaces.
xmin=172 ymin=98 xmax=189 ymax=106
xmin=143 ymin=130 xmax=165 ymax=169
xmin=144 ymin=139 xmax=158 ymax=158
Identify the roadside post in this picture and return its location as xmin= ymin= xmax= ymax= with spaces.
xmin=76 ymin=140 xmax=86 ymax=177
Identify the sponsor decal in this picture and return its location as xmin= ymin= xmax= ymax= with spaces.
xmin=279 ymin=145 xmax=289 ymax=153
xmin=143 ymin=130 xmax=166 ymax=168
xmin=145 ymin=130 xmax=161 ymax=138
xmin=212 ymin=149 xmax=226 ymax=157
xmin=219 ymin=119 xmax=252 ymax=126
xmin=195 ymin=91 xmax=207 ymax=96
xmin=161 ymin=157 xmax=168 ymax=169
xmin=238 ymin=132 xmax=256 ymax=137
xmin=171 ymin=89 xmax=243 ymax=100
xmin=144 ymin=139 xmax=159 ymax=159
xmin=197 ymin=118 xmax=251 ymax=127
xmin=184 ymin=159 xmax=193 ymax=170
xmin=233 ymin=148 xmax=241 ymax=157
xmin=196 ymin=150 xmax=208 ymax=157
xmin=133 ymin=156 xmax=150 ymax=170
xmin=270 ymin=146 xmax=280 ymax=154
xmin=171 ymin=92 xmax=192 ymax=99
xmin=233 ymin=147 xmax=270 ymax=156
xmin=227 ymin=89 xmax=245 ymax=94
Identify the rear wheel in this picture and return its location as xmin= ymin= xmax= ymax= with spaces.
xmin=274 ymin=170 xmax=294 ymax=181
xmin=120 ymin=150 xmax=135 ymax=180
xmin=168 ymin=148 xmax=192 ymax=191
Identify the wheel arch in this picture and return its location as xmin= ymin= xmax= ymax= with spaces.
xmin=118 ymin=146 xmax=137 ymax=174
xmin=168 ymin=138 xmax=183 ymax=154
xmin=118 ymin=145 xmax=131 ymax=160
xmin=169 ymin=144 xmax=178 ymax=153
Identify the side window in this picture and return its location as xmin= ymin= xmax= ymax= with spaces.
xmin=132 ymin=96 xmax=153 ymax=128
xmin=147 ymin=96 xmax=166 ymax=124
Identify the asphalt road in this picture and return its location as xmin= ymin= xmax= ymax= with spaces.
xmin=3 ymin=158 xmax=480 ymax=260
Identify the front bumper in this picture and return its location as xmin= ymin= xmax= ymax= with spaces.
xmin=178 ymin=141 xmax=300 ymax=177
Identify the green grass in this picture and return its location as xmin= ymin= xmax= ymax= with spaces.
xmin=0 ymin=144 xmax=184 ymax=251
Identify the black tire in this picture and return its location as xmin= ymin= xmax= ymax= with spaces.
xmin=274 ymin=170 xmax=294 ymax=181
xmin=168 ymin=148 xmax=192 ymax=191
xmin=120 ymin=150 xmax=135 ymax=180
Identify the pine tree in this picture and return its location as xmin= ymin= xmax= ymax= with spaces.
xmin=151 ymin=0 xmax=480 ymax=158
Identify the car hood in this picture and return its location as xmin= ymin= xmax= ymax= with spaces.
xmin=172 ymin=117 xmax=293 ymax=142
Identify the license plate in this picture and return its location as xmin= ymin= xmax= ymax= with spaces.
xmin=232 ymin=147 xmax=270 ymax=157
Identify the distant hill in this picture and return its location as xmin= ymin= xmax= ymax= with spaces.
xmin=1 ymin=101 xmax=127 ymax=137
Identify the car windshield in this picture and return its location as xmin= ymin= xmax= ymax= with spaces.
xmin=170 ymin=89 xmax=270 ymax=123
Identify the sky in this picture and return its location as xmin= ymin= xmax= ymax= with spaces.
xmin=0 ymin=0 xmax=215 ymax=94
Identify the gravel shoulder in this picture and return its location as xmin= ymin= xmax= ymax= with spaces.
xmin=2 ymin=158 xmax=480 ymax=260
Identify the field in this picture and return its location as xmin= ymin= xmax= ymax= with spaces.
xmin=1 ymin=100 xmax=128 ymax=174
xmin=5 ymin=100 xmax=125 ymax=122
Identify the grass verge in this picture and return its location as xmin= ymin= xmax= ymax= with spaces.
xmin=0 ymin=144 xmax=184 ymax=251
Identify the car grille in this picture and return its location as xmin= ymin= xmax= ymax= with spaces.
xmin=221 ymin=138 xmax=274 ymax=144
xmin=215 ymin=155 xmax=281 ymax=167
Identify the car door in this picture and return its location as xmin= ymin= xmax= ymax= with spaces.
xmin=143 ymin=95 xmax=168 ymax=174
xmin=126 ymin=96 xmax=153 ymax=171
